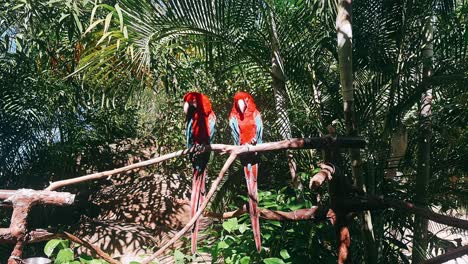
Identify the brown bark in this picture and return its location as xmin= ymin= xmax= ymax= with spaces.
xmin=413 ymin=13 xmax=434 ymax=264
xmin=46 ymin=138 xmax=366 ymax=191
xmin=336 ymin=0 xmax=375 ymax=261
xmin=309 ymin=163 xmax=335 ymax=189
xmin=205 ymin=205 xmax=334 ymax=222
xmin=0 ymin=190 xmax=75 ymax=264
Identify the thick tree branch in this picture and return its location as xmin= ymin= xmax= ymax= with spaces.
xmin=0 ymin=190 xmax=75 ymax=264
xmin=45 ymin=137 xmax=365 ymax=191
xmin=423 ymin=245 xmax=468 ymax=264
xmin=205 ymin=205 xmax=334 ymax=222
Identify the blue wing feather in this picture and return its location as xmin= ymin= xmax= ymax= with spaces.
xmin=209 ymin=114 xmax=216 ymax=143
xmin=186 ymin=118 xmax=194 ymax=148
xmin=229 ymin=116 xmax=241 ymax=145
xmin=255 ymin=112 xmax=263 ymax=144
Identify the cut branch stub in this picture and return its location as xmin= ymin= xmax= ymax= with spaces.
xmin=309 ymin=163 xmax=335 ymax=190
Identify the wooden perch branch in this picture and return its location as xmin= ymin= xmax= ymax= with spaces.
xmin=46 ymin=137 xmax=365 ymax=191
xmin=309 ymin=163 xmax=335 ymax=189
xmin=60 ymin=232 xmax=119 ymax=264
xmin=423 ymin=245 xmax=468 ymax=264
xmin=205 ymin=205 xmax=324 ymax=221
xmin=343 ymin=196 xmax=468 ymax=230
xmin=140 ymin=154 xmax=238 ymax=264
xmin=0 ymin=189 xmax=75 ymax=264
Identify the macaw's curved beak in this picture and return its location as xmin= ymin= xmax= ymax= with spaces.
xmin=183 ymin=101 xmax=190 ymax=114
xmin=237 ymin=99 xmax=246 ymax=114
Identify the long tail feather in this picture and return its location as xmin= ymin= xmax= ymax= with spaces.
xmin=190 ymin=169 xmax=205 ymax=254
xmin=244 ymin=164 xmax=261 ymax=252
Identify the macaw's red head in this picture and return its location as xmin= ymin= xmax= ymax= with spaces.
xmin=231 ymin=91 xmax=257 ymax=116
xmin=183 ymin=92 xmax=213 ymax=117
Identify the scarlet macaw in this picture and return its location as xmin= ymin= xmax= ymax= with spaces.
xmin=229 ymin=91 xmax=263 ymax=252
xmin=183 ymin=92 xmax=216 ymax=254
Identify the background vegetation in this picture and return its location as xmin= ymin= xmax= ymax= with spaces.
xmin=1 ymin=0 xmax=467 ymax=263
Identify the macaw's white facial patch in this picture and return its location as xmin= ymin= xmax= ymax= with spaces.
xmin=238 ymin=99 xmax=246 ymax=113
xmin=183 ymin=101 xmax=190 ymax=114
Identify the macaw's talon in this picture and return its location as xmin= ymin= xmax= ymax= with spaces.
xmin=195 ymin=144 xmax=204 ymax=153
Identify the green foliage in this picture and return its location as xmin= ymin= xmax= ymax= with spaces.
xmin=1 ymin=0 xmax=467 ymax=263
xmin=44 ymin=239 xmax=108 ymax=264
xmin=187 ymin=187 xmax=336 ymax=264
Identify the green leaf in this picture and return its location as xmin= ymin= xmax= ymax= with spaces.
xmin=280 ymin=249 xmax=290 ymax=259
xmin=78 ymin=255 xmax=92 ymax=263
xmin=240 ymin=256 xmax=250 ymax=264
xmin=104 ymin=12 xmax=113 ymax=33
xmin=238 ymin=223 xmax=248 ymax=234
xmin=222 ymin=218 xmax=239 ymax=233
xmin=55 ymin=248 xmax=74 ymax=264
xmin=217 ymin=240 xmax=229 ymax=249
xmin=263 ymin=258 xmax=286 ymax=264
xmin=88 ymin=260 xmax=108 ymax=264
xmin=115 ymin=4 xmax=124 ymax=31
xmin=174 ymin=249 xmax=185 ymax=264
xmin=73 ymin=12 xmax=83 ymax=33
xmin=44 ymin=239 xmax=68 ymax=257
xmin=84 ymin=19 xmax=104 ymax=35
xmin=269 ymin=221 xmax=282 ymax=227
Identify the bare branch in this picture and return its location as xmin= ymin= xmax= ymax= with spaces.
xmin=140 ymin=154 xmax=238 ymax=264
xmin=45 ymin=137 xmax=365 ymax=191
xmin=423 ymin=245 xmax=468 ymax=264
xmin=60 ymin=232 xmax=120 ymax=264
xmin=204 ymin=205 xmax=335 ymax=222
xmin=343 ymin=196 xmax=468 ymax=230
xmin=206 ymin=206 xmax=321 ymax=221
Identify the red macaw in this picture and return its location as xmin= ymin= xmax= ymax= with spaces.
xmin=183 ymin=92 xmax=216 ymax=254
xmin=229 ymin=91 xmax=263 ymax=252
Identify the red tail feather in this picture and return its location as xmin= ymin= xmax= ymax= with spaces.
xmin=190 ymin=169 xmax=206 ymax=254
xmin=244 ymin=164 xmax=261 ymax=252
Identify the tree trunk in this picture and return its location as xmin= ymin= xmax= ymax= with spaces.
xmin=269 ymin=9 xmax=299 ymax=188
xmin=336 ymin=0 xmax=376 ymax=262
xmin=412 ymin=14 xmax=434 ymax=264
